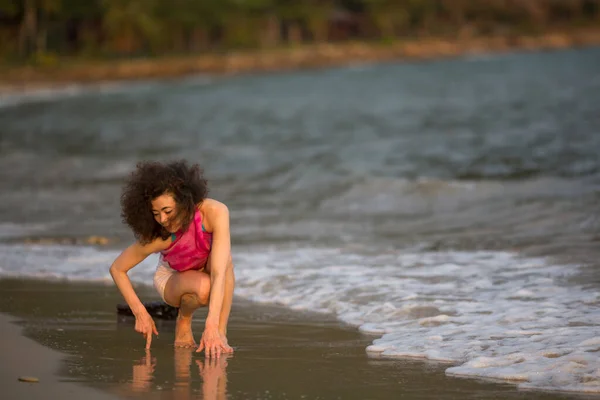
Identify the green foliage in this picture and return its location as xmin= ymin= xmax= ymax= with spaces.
xmin=0 ymin=0 xmax=599 ymax=60
xmin=101 ymin=0 xmax=163 ymax=53
xmin=30 ymin=50 xmax=59 ymax=66
xmin=0 ymin=0 xmax=19 ymax=15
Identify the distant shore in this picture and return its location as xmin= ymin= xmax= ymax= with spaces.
xmin=1 ymin=28 xmax=600 ymax=94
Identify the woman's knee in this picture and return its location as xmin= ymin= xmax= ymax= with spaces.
xmin=165 ymin=271 xmax=211 ymax=306
xmin=195 ymin=272 xmax=211 ymax=305
xmin=181 ymin=271 xmax=210 ymax=306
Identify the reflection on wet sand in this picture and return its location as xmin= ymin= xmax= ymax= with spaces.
xmin=131 ymin=350 xmax=156 ymax=392
xmin=195 ymin=352 xmax=229 ymax=400
xmin=130 ymin=349 xmax=229 ymax=400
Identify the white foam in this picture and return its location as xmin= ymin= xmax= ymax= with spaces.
xmin=0 ymin=222 xmax=60 ymax=239
xmin=0 ymin=244 xmax=152 ymax=283
xmin=0 ymin=75 xmax=215 ymax=109
xmin=0 ymin=83 xmax=122 ymax=109
xmin=0 ymin=243 xmax=598 ymax=393
xmin=233 ymin=247 xmax=600 ymax=393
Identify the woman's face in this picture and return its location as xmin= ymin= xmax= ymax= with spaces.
xmin=151 ymin=193 xmax=180 ymax=233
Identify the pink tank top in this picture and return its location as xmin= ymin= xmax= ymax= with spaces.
xmin=160 ymin=208 xmax=212 ymax=272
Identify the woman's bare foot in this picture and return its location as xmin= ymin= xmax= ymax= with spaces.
xmin=175 ymin=316 xmax=196 ymax=348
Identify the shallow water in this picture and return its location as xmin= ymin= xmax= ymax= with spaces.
xmin=0 ymin=46 xmax=599 ymax=394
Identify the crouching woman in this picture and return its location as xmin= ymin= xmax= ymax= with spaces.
xmin=109 ymin=160 xmax=235 ymax=358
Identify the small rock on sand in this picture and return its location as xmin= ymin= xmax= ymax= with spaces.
xmin=18 ymin=376 xmax=39 ymax=383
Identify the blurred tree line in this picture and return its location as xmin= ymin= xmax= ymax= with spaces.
xmin=0 ymin=0 xmax=598 ymax=60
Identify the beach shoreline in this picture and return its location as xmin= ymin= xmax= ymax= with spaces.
xmin=1 ymin=28 xmax=600 ymax=94
xmin=0 ymin=278 xmax=588 ymax=399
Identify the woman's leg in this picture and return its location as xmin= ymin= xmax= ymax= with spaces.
xmin=163 ymin=254 xmax=235 ymax=348
xmin=163 ymin=270 xmax=211 ymax=347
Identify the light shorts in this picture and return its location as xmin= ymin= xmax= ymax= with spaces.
xmin=153 ymin=256 xmax=175 ymax=303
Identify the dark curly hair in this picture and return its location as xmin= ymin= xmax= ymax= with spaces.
xmin=120 ymin=160 xmax=209 ymax=244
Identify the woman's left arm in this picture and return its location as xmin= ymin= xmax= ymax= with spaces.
xmin=198 ymin=201 xmax=231 ymax=357
xmin=206 ymin=201 xmax=230 ymax=327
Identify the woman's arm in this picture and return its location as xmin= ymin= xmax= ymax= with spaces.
xmin=205 ymin=201 xmax=231 ymax=328
xmin=110 ymin=239 xmax=167 ymax=348
xmin=198 ymin=200 xmax=232 ymax=357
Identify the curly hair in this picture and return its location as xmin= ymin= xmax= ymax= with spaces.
xmin=120 ymin=160 xmax=209 ymax=244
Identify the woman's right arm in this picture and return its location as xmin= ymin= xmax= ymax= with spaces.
xmin=109 ymin=240 xmax=165 ymax=348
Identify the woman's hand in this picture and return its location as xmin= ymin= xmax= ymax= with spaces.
xmin=134 ymin=311 xmax=158 ymax=349
xmin=196 ymin=326 xmax=233 ymax=358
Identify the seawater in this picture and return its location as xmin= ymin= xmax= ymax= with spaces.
xmin=0 ymin=46 xmax=599 ymax=394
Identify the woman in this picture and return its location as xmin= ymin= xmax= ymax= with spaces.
xmin=109 ymin=160 xmax=235 ymax=358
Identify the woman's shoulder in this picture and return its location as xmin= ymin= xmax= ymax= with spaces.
xmin=197 ymin=198 xmax=229 ymax=232
xmin=197 ymin=198 xmax=229 ymax=214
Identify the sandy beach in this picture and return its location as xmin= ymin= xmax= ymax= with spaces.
xmin=0 ymin=277 xmax=586 ymax=400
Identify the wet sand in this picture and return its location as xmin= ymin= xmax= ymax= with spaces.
xmin=0 ymin=313 xmax=118 ymax=399
xmin=0 ymin=278 xmax=591 ymax=400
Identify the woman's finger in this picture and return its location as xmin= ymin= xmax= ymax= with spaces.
xmin=221 ymin=343 xmax=232 ymax=353
xmin=145 ymin=331 xmax=152 ymax=349
xmin=196 ymin=342 xmax=205 ymax=353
